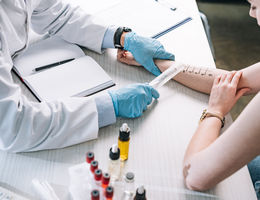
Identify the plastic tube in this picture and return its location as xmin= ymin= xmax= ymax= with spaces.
xmin=149 ymin=63 xmax=183 ymax=89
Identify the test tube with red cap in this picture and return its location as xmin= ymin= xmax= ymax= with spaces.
xmin=86 ymin=151 xmax=95 ymax=164
xmin=91 ymin=160 xmax=99 ymax=173
xmin=105 ymin=186 xmax=114 ymax=200
xmin=102 ymin=172 xmax=110 ymax=189
xmin=94 ymin=169 xmax=102 ymax=186
xmin=91 ymin=189 xmax=100 ymax=200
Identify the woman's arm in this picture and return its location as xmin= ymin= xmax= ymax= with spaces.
xmin=117 ymin=50 xmax=260 ymax=94
xmin=155 ymin=59 xmax=226 ymax=94
xmin=183 ymin=72 xmax=260 ymax=191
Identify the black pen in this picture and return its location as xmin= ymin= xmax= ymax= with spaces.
xmin=33 ymin=58 xmax=75 ymax=72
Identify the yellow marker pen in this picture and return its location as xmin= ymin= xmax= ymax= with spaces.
xmin=118 ymin=123 xmax=130 ymax=161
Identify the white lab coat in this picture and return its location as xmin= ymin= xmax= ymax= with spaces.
xmin=0 ymin=0 xmax=109 ymax=152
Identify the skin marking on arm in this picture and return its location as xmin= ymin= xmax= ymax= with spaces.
xmin=181 ymin=64 xmax=214 ymax=77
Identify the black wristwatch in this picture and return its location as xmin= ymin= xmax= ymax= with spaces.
xmin=114 ymin=27 xmax=132 ymax=49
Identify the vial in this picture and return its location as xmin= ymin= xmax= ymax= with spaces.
xmin=122 ymin=172 xmax=135 ymax=199
xmin=108 ymin=144 xmax=121 ymax=182
xmin=91 ymin=160 xmax=98 ymax=174
xmin=105 ymin=186 xmax=114 ymax=200
xmin=91 ymin=189 xmax=100 ymax=200
xmin=102 ymin=172 xmax=110 ymax=189
xmin=86 ymin=151 xmax=95 ymax=164
xmin=118 ymin=123 xmax=130 ymax=161
xmin=134 ymin=186 xmax=146 ymax=200
xmin=94 ymin=169 xmax=102 ymax=186
xmin=86 ymin=152 xmax=95 ymax=177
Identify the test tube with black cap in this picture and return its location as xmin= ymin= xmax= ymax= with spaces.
xmin=118 ymin=123 xmax=130 ymax=161
xmin=134 ymin=185 xmax=147 ymax=200
xmin=108 ymin=144 xmax=120 ymax=182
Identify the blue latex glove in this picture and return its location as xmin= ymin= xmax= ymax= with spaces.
xmin=108 ymin=83 xmax=159 ymax=118
xmin=124 ymin=32 xmax=175 ymax=76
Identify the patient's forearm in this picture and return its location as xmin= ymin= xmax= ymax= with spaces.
xmin=155 ymin=60 xmax=260 ymax=94
xmin=154 ymin=60 xmax=227 ymax=94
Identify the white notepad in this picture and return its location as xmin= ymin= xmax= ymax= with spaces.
xmin=13 ymin=37 xmax=115 ymax=102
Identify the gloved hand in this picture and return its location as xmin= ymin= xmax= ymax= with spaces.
xmin=124 ymin=32 xmax=175 ymax=76
xmin=108 ymin=83 xmax=159 ymax=118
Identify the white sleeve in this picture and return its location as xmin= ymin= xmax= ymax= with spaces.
xmin=0 ymin=32 xmax=99 ymax=152
xmin=31 ymin=0 xmax=108 ymax=53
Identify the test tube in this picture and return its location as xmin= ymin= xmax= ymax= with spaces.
xmin=91 ymin=160 xmax=98 ymax=173
xmin=118 ymin=123 xmax=130 ymax=161
xmin=86 ymin=152 xmax=94 ymax=164
xmin=94 ymin=169 xmax=102 ymax=186
xmin=91 ymin=189 xmax=100 ymax=200
xmin=134 ymin=185 xmax=147 ymax=200
xmin=149 ymin=62 xmax=183 ymax=89
xmin=122 ymin=172 xmax=135 ymax=199
xmin=102 ymin=172 xmax=110 ymax=188
xmin=105 ymin=186 xmax=114 ymax=200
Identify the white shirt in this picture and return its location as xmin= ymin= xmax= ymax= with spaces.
xmin=0 ymin=0 xmax=116 ymax=152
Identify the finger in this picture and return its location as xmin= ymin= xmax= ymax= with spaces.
xmin=144 ymin=83 xmax=160 ymax=99
xmin=145 ymin=90 xmax=153 ymax=105
xmin=231 ymin=71 xmax=242 ymax=87
xmin=124 ymin=51 xmax=135 ymax=60
xmin=117 ymin=55 xmax=128 ymax=64
xmin=213 ymin=75 xmax=221 ymax=85
xmin=146 ymin=59 xmax=161 ymax=76
xmin=143 ymin=105 xmax=147 ymax=112
xmin=117 ymin=49 xmax=125 ymax=56
xmin=235 ymin=88 xmax=251 ymax=102
xmin=154 ymin=49 xmax=175 ymax=61
xmin=122 ymin=50 xmax=128 ymax=58
xmin=151 ymin=88 xmax=160 ymax=99
xmin=225 ymin=72 xmax=236 ymax=83
xmin=219 ymin=74 xmax=227 ymax=84
xmin=143 ymin=84 xmax=159 ymax=103
xmin=117 ymin=49 xmax=125 ymax=60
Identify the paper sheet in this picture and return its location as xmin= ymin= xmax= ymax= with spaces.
xmin=13 ymin=37 xmax=85 ymax=77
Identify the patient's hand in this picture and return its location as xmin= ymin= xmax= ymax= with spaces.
xmin=117 ymin=49 xmax=174 ymax=72
xmin=117 ymin=49 xmax=141 ymax=66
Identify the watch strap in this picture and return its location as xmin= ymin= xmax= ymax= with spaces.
xmin=114 ymin=27 xmax=132 ymax=49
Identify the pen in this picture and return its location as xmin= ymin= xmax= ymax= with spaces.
xmin=152 ymin=17 xmax=192 ymax=39
xmin=33 ymin=58 xmax=75 ymax=72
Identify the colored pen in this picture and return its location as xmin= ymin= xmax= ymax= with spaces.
xmin=33 ymin=58 xmax=75 ymax=72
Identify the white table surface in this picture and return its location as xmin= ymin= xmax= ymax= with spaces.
xmin=0 ymin=0 xmax=257 ymax=199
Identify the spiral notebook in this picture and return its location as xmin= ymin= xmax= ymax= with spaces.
xmin=13 ymin=37 xmax=115 ymax=102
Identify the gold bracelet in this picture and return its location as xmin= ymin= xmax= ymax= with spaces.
xmin=199 ymin=109 xmax=225 ymax=128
